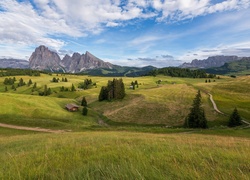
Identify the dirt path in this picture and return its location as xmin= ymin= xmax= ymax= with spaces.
xmin=0 ymin=123 xmax=67 ymax=133
xmin=208 ymin=93 xmax=224 ymax=115
xmin=208 ymin=93 xmax=250 ymax=126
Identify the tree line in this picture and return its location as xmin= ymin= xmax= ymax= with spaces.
xmin=148 ymin=67 xmax=216 ymax=78
xmin=0 ymin=68 xmax=40 ymax=77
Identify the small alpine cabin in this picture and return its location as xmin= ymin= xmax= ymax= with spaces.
xmin=65 ymin=104 xmax=80 ymax=112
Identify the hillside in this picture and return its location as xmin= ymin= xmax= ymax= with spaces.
xmin=205 ymin=57 xmax=250 ymax=75
xmin=1 ymin=72 xmax=250 ymax=129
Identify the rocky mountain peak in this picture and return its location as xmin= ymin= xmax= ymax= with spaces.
xmin=29 ymin=45 xmax=114 ymax=73
xmin=29 ymin=45 xmax=62 ymax=71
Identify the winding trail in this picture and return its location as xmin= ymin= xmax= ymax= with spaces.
xmin=0 ymin=123 xmax=67 ymax=133
xmin=208 ymin=93 xmax=250 ymax=126
xmin=208 ymin=93 xmax=224 ymax=115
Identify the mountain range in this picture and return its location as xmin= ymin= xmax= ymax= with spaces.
xmin=1 ymin=45 xmax=250 ymax=76
xmin=179 ymin=55 xmax=241 ymax=68
xmin=29 ymin=45 xmax=114 ymax=73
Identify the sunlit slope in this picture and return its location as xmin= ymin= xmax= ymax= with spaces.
xmin=0 ymin=93 xmax=97 ymax=129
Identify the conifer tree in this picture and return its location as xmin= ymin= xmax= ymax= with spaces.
xmin=184 ymin=90 xmax=208 ymax=128
xmin=71 ymin=84 xmax=76 ymax=91
xmin=33 ymin=82 xmax=37 ymax=89
xmin=81 ymin=97 xmax=87 ymax=106
xmin=82 ymin=106 xmax=88 ymax=116
xmin=228 ymin=108 xmax=242 ymax=127
xmin=28 ymin=79 xmax=33 ymax=86
xmin=5 ymin=86 xmax=8 ymax=92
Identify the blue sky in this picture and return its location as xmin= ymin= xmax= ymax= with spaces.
xmin=0 ymin=0 xmax=250 ymax=67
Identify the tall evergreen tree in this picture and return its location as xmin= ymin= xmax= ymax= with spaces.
xmin=82 ymin=106 xmax=88 ymax=116
xmin=228 ymin=108 xmax=242 ymax=127
xmin=28 ymin=79 xmax=33 ymax=86
xmin=71 ymin=84 xmax=76 ymax=91
xmin=81 ymin=97 xmax=87 ymax=106
xmin=184 ymin=90 xmax=208 ymax=128
xmin=33 ymin=82 xmax=37 ymax=89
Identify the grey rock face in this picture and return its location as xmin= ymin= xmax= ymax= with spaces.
xmin=29 ymin=45 xmax=113 ymax=73
xmin=180 ymin=56 xmax=240 ymax=68
xmin=29 ymin=45 xmax=62 ymax=71
xmin=61 ymin=51 xmax=113 ymax=73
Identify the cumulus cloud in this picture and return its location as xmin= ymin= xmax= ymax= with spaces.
xmin=0 ymin=0 xmax=250 ymax=62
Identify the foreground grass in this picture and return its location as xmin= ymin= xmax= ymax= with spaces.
xmin=0 ymin=131 xmax=249 ymax=179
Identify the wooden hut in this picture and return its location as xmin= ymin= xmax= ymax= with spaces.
xmin=65 ymin=104 xmax=80 ymax=112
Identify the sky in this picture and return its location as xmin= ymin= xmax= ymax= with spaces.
xmin=0 ymin=0 xmax=250 ymax=67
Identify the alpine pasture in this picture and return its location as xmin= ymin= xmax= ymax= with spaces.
xmin=0 ymin=73 xmax=250 ymax=179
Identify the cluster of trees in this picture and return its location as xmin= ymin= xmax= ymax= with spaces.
xmin=3 ymin=77 xmax=16 ymax=85
xmin=60 ymin=84 xmax=76 ymax=92
xmin=61 ymin=77 xmax=68 ymax=82
xmin=205 ymin=79 xmax=216 ymax=83
xmin=184 ymin=90 xmax=208 ymax=129
xmin=51 ymin=77 xmax=68 ymax=83
xmin=78 ymin=79 xmax=94 ymax=89
xmin=148 ymin=67 xmax=216 ymax=78
xmin=99 ymin=78 xmax=125 ymax=101
xmin=39 ymin=85 xmax=52 ymax=96
xmin=130 ymin=80 xmax=139 ymax=90
xmin=0 ymin=69 xmax=40 ymax=77
xmin=3 ymin=77 xmax=34 ymax=92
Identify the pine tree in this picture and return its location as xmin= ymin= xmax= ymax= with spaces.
xmin=228 ymin=108 xmax=242 ymax=127
xmin=11 ymin=84 xmax=15 ymax=89
xmin=5 ymin=86 xmax=8 ymax=92
xmin=28 ymin=79 xmax=33 ymax=86
xmin=81 ymin=97 xmax=87 ymax=106
xmin=82 ymin=106 xmax=88 ymax=116
xmin=33 ymin=82 xmax=37 ymax=89
xmin=65 ymin=78 xmax=68 ymax=82
xmin=71 ymin=84 xmax=76 ymax=91
xmin=184 ymin=90 xmax=208 ymax=128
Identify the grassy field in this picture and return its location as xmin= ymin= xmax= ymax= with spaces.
xmin=1 ymin=131 xmax=249 ymax=179
xmin=1 ymin=73 xmax=250 ymax=179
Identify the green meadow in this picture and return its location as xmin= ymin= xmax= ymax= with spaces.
xmin=0 ymin=73 xmax=250 ymax=179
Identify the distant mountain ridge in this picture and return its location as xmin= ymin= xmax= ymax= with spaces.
xmin=179 ymin=55 xmax=240 ymax=68
xmin=0 ymin=59 xmax=29 ymax=69
xmin=205 ymin=57 xmax=250 ymax=75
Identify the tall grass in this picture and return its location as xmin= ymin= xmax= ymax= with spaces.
xmin=0 ymin=131 xmax=249 ymax=179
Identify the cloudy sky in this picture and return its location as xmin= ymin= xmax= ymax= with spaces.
xmin=0 ymin=0 xmax=250 ymax=67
